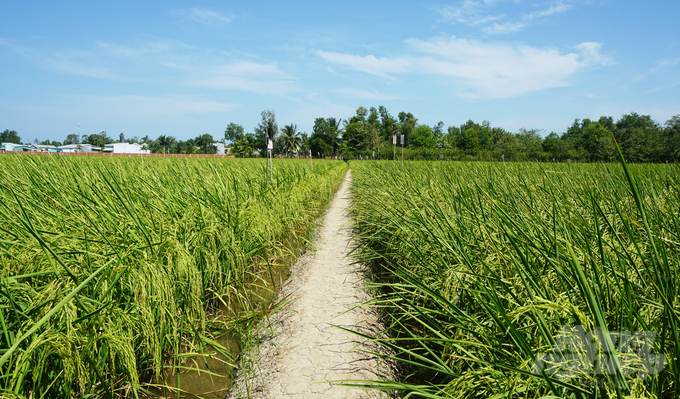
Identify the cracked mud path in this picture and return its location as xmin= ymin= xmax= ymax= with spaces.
xmin=228 ymin=169 xmax=392 ymax=399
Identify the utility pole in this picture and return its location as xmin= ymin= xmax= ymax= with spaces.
xmin=393 ymin=135 xmax=396 ymax=172
xmin=400 ymin=134 xmax=404 ymax=171
xmin=268 ymin=138 xmax=273 ymax=182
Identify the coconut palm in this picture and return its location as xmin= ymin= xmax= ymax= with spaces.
xmin=327 ymin=117 xmax=344 ymax=154
xmin=232 ymin=137 xmax=254 ymax=157
xmin=281 ymin=124 xmax=302 ymax=157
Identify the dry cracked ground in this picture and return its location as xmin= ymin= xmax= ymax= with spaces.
xmin=228 ymin=169 xmax=394 ymax=399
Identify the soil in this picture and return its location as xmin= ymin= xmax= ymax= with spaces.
xmin=227 ymin=169 xmax=394 ymax=398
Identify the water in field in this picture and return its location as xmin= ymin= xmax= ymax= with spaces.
xmin=147 ymin=245 xmax=298 ymax=398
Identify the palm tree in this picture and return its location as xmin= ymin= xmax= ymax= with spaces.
xmin=327 ymin=118 xmax=344 ymax=155
xmin=281 ymin=124 xmax=302 ymax=157
xmin=157 ymin=135 xmax=176 ymax=155
xmin=232 ymin=137 xmax=253 ymax=157
xmin=299 ymin=133 xmax=310 ymax=156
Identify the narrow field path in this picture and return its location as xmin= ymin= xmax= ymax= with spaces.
xmin=228 ymin=169 xmax=392 ymax=399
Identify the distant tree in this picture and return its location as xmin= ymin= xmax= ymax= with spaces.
xmin=542 ymin=132 xmax=561 ymax=156
xmin=327 ymin=117 xmax=344 ymax=154
xmin=615 ymin=112 xmax=663 ymax=162
xmin=146 ymin=140 xmax=162 ymax=154
xmin=0 ymin=129 xmax=21 ymax=144
xmin=516 ymin=128 xmax=543 ymax=159
xmin=397 ymin=111 xmax=417 ymax=147
xmin=195 ymin=133 xmax=217 ymax=154
xmin=281 ymin=124 xmax=302 ymax=156
xmin=84 ymin=131 xmax=110 ymax=148
xmin=378 ymin=106 xmax=398 ymax=142
xmin=664 ymin=115 xmax=680 ymax=160
xmin=477 ymin=121 xmax=492 ymax=150
xmin=232 ymin=136 xmax=254 ymax=157
xmin=433 ymin=121 xmax=446 ymax=148
xmin=253 ymin=110 xmax=278 ymax=155
xmin=581 ymin=122 xmax=615 ymax=161
xmin=343 ymin=121 xmax=379 ymax=155
xmin=157 ymin=135 xmax=176 ymax=154
xmin=349 ymin=107 xmax=368 ymax=124
xmin=173 ymin=139 xmax=196 ymax=154
xmin=458 ymin=128 xmax=479 ymax=153
xmin=444 ymin=126 xmax=461 ymax=148
xmin=367 ymin=107 xmax=380 ymax=128
xmin=63 ymin=134 xmax=80 ymax=145
xmin=141 ymin=135 xmax=150 ymax=143
xmin=410 ymin=125 xmax=436 ymax=148
xmin=309 ymin=118 xmax=332 ymax=157
xmin=224 ymin=123 xmax=245 ymax=143
xmin=299 ymin=133 xmax=310 ymax=156
xmin=119 ymin=133 xmax=125 ymax=143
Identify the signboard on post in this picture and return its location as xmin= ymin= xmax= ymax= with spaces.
xmin=267 ymin=139 xmax=273 ymax=150
xmin=393 ymin=135 xmax=396 ymax=145
xmin=400 ymin=135 xmax=404 ymax=145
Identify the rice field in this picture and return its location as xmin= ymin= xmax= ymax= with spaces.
xmin=0 ymin=155 xmax=347 ymax=398
xmin=350 ymin=157 xmax=679 ymax=398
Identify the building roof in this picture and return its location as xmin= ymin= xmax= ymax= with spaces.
xmin=58 ymin=144 xmax=101 ymax=151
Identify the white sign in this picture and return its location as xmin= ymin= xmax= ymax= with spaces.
xmin=392 ymin=135 xmax=396 ymax=145
xmin=400 ymin=135 xmax=404 ymax=145
xmin=267 ymin=139 xmax=273 ymax=150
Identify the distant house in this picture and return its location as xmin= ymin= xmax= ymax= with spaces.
xmin=58 ymin=144 xmax=101 ymax=153
xmin=27 ymin=144 xmax=61 ymax=152
xmin=1 ymin=143 xmax=24 ymax=152
xmin=102 ymin=142 xmax=150 ymax=154
xmin=213 ymin=142 xmax=227 ymax=155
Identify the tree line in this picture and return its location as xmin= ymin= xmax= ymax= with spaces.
xmin=3 ymin=108 xmax=679 ymax=162
xmin=224 ymin=107 xmax=680 ymax=163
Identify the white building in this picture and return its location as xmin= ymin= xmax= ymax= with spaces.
xmin=213 ymin=142 xmax=226 ymax=155
xmin=102 ymin=142 xmax=150 ymax=154
xmin=1 ymin=143 xmax=24 ymax=151
xmin=27 ymin=144 xmax=60 ymax=152
xmin=58 ymin=144 xmax=101 ymax=153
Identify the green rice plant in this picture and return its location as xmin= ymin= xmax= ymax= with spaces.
xmin=349 ymin=158 xmax=678 ymax=398
xmin=0 ymin=155 xmax=347 ymax=398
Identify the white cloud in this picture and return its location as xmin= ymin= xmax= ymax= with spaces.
xmin=574 ymin=42 xmax=614 ymax=66
xmin=79 ymin=95 xmax=239 ymax=117
xmin=169 ymin=8 xmax=233 ymax=26
xmin=191 ymin=61 xmax=298 ymax=95
xmin=96 ymin=40 xmax=194 ymax=58
xmin=437 ymin=0 xmax=575 ymax=35
xmin=482 ymin=21 xmax=527 ymax=34
xmin=436 ymin=0 xmax=505 ymax=26
xmin=524 ymin=2 xmax=571 ymax=20
xmin=0 ymin=39 xmax=125 ymax=80
xmin=3 ymin=37 xmax=297 ymax=95
xmin=319 ymin=36 xmax=612 ymax=99
xmin=337 ymin=88 xmax=403 ymax=100
xmin=315 ymin=50 xmax=411 ymax=79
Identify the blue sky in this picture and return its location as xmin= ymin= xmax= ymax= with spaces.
xmin=1 ymin=0 xmax=678 ymax=143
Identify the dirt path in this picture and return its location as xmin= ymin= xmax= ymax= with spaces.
xmin=228 ymin=170 xmax=392 ymax=399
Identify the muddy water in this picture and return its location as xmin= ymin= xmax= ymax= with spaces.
xmin=149 ymin=248 xmax=298 ymax=398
